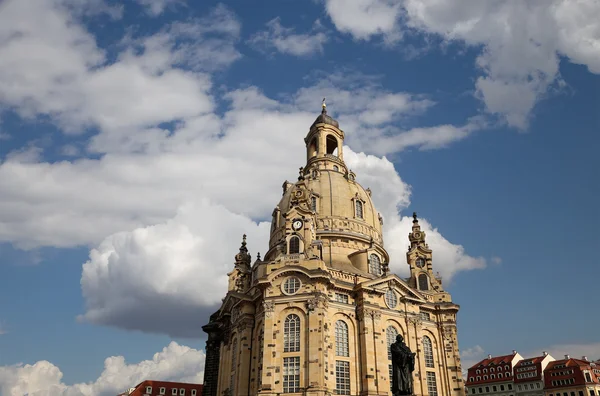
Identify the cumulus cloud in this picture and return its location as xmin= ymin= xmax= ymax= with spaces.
xmin=79 ymin=201 xmax=271 ymax=336
xmin=323 ymin=0 xmax=600 ymax=128
xmin=0 ymin=1 xmax=486 ymax=337
xmin=0 ymin=342 xmax=204 ymax=396
xmin=249 ymin=18 xmax=328 ymax=56
xmin=460 ymin=345 xmax=486 ymax=377
xmin=0 ymin=0 xmax=240 ymax=133
xmin=75 ymin=143 xmax=484 ymax=337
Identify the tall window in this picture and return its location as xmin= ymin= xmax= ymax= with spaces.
xmin=336 ymin=361 xmax=351 ymax=395
xmin=356 ymin=200 xmax=363 ymax=219
xmin=427 ymin=372 xmax=438 ymax=396
xmin=284 ymin=314 xmax=300 ymax=352
xmin=283 ymin=357 xmax=300 ymax=393
xmin=230 ymin=339 xmax=237 ymax=395
xmin=423 ymin=336 xmax=434 ymax=368
xmin=335 ymin=320 xmax=349 ymax=357
xmin=289 ymin=236 xmax=300 ymax=254
xmin=311 ymin=196 xmax=317 ymax=212
xmin=419 ymin=273 xmax=429 ymax=290
xmin=369 ymin=254 xmax=382 ymax=275
xmin=387 ymin=326 xmax=399 ymax=391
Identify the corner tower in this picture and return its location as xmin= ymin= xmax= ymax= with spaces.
xmin=202 ymin=105 xmax=464 ymax=396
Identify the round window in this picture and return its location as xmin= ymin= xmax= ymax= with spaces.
xmin=385 ymin=289 xmax=397 ymax=308
xmin=283 ymin=277 xmax=301 ymax=295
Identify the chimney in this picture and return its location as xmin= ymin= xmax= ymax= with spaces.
xmin=488 ymin=354 xmax=492 ymax=359
xmin=543 ymin=351 xmax=548 ymax=356
xmin=565 ymin=355 xmax=570 ymax=360
xmin=513 ymin=350 xmax=517 ymax=355
xmin=583 ymin=356 xmax=588 ymax=361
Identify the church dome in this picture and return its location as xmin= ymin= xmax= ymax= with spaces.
xmin=266 ymin=103 xmax=388 ymax=274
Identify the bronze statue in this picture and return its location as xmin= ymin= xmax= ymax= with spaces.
xmin=391 ymin=334 xmax=416 ymax=396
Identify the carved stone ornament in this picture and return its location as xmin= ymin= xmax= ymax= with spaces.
xmin=407 ymin=316 xmax=422 ymax=327
xmin=262 ymin=301 xmax=275 ymax=318
xmin=306 ymin=293 xmax=328 ymax=312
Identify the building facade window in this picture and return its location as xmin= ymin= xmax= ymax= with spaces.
xmin=146 ymin=387 xmax=152 ymax=394
xmin=284 ymin=314 xmax=301 ymax=352
xmin=356 ymin=200 xmax=363 ymax=219
xmin=172 ymin=389 xmax=178 ymax=395
xmin=419 ymin=273 xmax=429 ymax=291
xmin=289 ymin=236 xmax=300 ymax=254
xmin=283 ymin=277 xmax=301 ymax=295
xmin=385 ymin=289 xmax=397 ymax=308
xmin=387 ymin=326 xmax=399 ymax=391
xmin=585 ymin=372 xmax=592 ymax=382
xmin=335 ymin=293 xmax=349 ymax=303
xmin=335 ymin=320 xmax=349 ymax=357
xmin=336 ymin=361 xmax=351 ymax=395
xmin=180 ymin=389 xmax=185 ymax=396
xmin=369 ymin=254 xmax=382 ymax=275
xmin=160 ymin=388 xmax=166 ymax=395
xmin=283 ymin=356 xmax=300 ymax=393
xmin=191 ymin=390 xmax=197 ymax=396
xmin=423 ymin=336 xmax=434 ymax=368
xmin=427 ymin=372 xmax=438 ymax=396
xmin=311 ymin=196 xmax=318 ymax=212
xmin=420 ymin=312 xmax=431 ymax=321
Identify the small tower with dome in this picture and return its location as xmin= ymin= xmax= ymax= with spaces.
xmin=202 ymin=105 xmax=464 ymax=396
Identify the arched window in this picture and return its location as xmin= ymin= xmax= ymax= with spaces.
xmin=423 ymin=336 xmax=434 ymax=368
xmin=289 ymin=236 xmax=300 ymax=254
xmin=335 ymin=320 xmax=349 ymax=357
xmin=490 ymin=368 xmax=495 ymax=372
xmin=497 ymin=366 xmax=502 ymax=371
xmin=311 ymin=196 xmax=317 ymax=212
xmin=491 ymin=374 xmax=495 ymax=379
xmin=498 ymin=373 xmax=503 ymax=378
xmin=418 ymin=273 xmax=429 ymax=290
xmin=284 ymin=314 xmax=300 ymax=352
xmin=386 ymin=326 xmax=399 ymax=360
xmin=483 ymin=369 xmax=487 ymax=373
xmin=386 ymin=326 xmax=399 ymax=392
xmin=308 ymin=138 xmax=317 ymax=158
xmin=326 ymin=135 xmax=338 ymax=155
xmin=355 ymin=200 xmax=363 ymax=219
xmin=369 ymin=254 xmax=381 ymax=275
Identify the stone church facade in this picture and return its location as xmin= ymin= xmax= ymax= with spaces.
xmin=202 ymin=104 xmax=465 ymax=396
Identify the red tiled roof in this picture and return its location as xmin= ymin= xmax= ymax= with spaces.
xmin=546 ymin=358 xmax=592 ymax=370
xmin=515 ymin=356 xmax=545 ymax=367
xmin=472 ymin=354 xmax=516 ymax=369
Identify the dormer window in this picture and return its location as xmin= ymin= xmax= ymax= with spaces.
xmin=333 ymin=165 xmax=339 ymax=172
xmin=418 ymin=273 xmax=429 ymax=291
xmin=289 ymin=236 xmax=300 ymax=254
xmin=355 ymin=200 xmax=363 ymax=219
xmin=369 ymin=254 xmax=382 ymax=276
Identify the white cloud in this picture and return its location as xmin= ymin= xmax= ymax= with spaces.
xmin=0 ymin=2 xmax=486 ymax=337
xmin=0 ymin=341 xmax=204 ymax=396
xmin=75 ymin=141 xmax=484 ymax=337
xmin=460 ymin=345 xmax=486 ymax=377
xmin=135 ymin=0 xmax=182 ymax=16
xmin=249 ymin=18 xmax=328 ymax=56
xmin=0 ymin=1 xmax=240 ymax=133
xmin=323 ymin=0 xmax=600 ymax=128
xmin=324 ymin=0 xmax=404 ymax=41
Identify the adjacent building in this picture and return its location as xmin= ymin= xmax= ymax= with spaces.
xmin=116 ymin=380 xmax=202 ymax=396
xmin=201 ymin=104 xmax=465 ymax=396
xmin=514 ymin=353 xmax=555 ymax=396
xmin=466 ymin=351 xmax=523 ymax=396
xmin=544 ymin=356 xmax=600 ymax=396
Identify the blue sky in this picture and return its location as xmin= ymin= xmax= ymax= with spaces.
xmin=0 ymin=0 xmax=599 ymax=394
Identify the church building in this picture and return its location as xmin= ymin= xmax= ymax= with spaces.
xmin=202 ymin=104 xmax=465 ymax=396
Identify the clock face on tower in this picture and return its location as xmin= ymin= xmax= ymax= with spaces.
xmin=292 ymin=219 xmax=303 ymax=231
xmin=416 ymin=257 xmax=425 ymax=268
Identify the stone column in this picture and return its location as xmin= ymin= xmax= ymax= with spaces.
xmin=357 ymin=306 xmax=381 ymax=395
xmin=235 ymin=316 xmax=255 ymax=396
xmin=202 ymin=324 xmax=223 ymax=396
xmin=305 ymin=293 xmax=328 ymax=395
